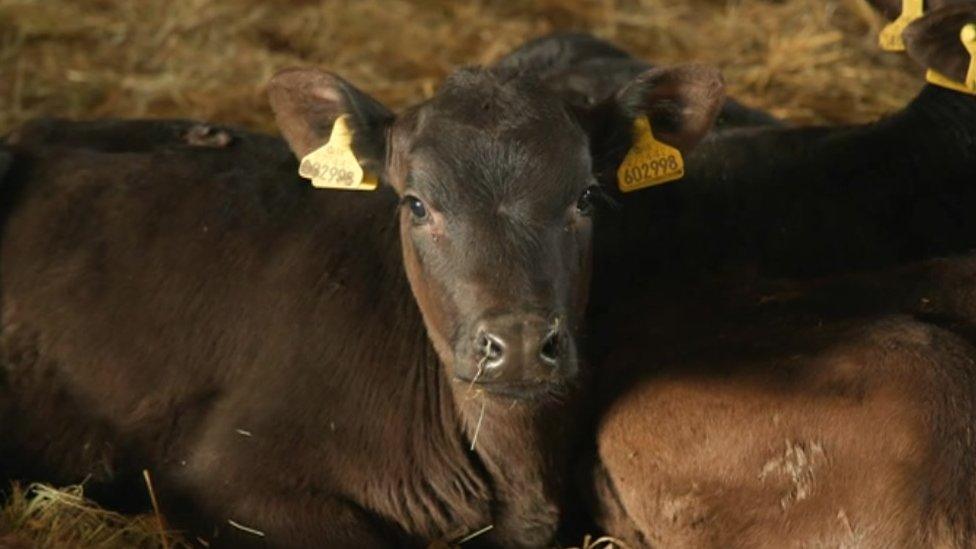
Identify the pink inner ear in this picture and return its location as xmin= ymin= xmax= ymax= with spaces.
xmin=313 ymin=86 xmax=343 ymax=105
xmin=624 ymin=65 xmax=724 ymax=155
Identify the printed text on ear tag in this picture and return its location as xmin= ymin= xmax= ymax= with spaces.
xmin=298 ymin=115 xmax=378 ymax=191
xmin=879 ymin=0 xmax=923 ymax=52
xmin=616 ymin=115 xmax=685 ymax=193
xmin=925 ymin=23 xmax=976 ymax=95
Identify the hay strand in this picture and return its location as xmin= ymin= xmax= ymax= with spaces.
xmin=142 ymin=469 xmax=170 ymax=549
xmin=226 ymin=518 xmax=266 ymax=538
xmin=469 ymin=393 xmax=487 ymax=451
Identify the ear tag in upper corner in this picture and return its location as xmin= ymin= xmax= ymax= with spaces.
xmin=298 ymin=115 xmax=378 ymax=191
xmin=925 ymin=23 xmax=976 ymax=95
xmin=616 ymin=115 xmax=685 ymax=193
xmin=879 ymin=0 xmax=924 ymax=52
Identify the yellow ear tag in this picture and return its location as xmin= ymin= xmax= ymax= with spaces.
xmin=298 ymin=115 xmax=378 ymax=191
xmin=925 ymin=23 xmax=976 ymax=95
xmin=616 ymin=115 xmax=685 ymax=193
xmin=879 ymin=0 xmax=924 ymax=52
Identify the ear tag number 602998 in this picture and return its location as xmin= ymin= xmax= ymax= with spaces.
xmin=616 ymin=116 xmax=685 ymax=193
xmin=298 ymin=115 xmax=379 ymax=191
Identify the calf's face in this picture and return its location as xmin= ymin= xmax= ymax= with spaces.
xmin=269 ymin=64 xmax=723 ymax=399
xmin=388 ymin=73 xmax=597 ymax=395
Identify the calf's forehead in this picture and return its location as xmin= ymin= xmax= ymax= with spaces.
xmin=390 ymin=69 xmax=592 ymax=204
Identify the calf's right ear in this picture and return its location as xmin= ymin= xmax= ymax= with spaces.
xmin=268 ymin=68 xmax=394 ymax=175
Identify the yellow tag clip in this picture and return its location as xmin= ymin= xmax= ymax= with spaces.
xmin=616 ymin=116 xmax=685 ymax=193
xmin=879 ymin=0 xmax=924 ymax=52
xmin=298 ymin=115 xmax=378 ymax=191
xmin=925 ymin=23 xmax=976 ymax=95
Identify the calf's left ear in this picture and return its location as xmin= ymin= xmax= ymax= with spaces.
xmin=581 ymin=64 xmax=725 ymax=187
xmin=268 ymin=68 xmax=394 ymax=174
xmin=614 ymin=64 xmax=725 ymax=155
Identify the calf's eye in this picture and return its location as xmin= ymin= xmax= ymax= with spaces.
xmin=576 ymin=185 xmax=600 ymax=216
xmin=403 ymin=195 xmax=428 ymax=220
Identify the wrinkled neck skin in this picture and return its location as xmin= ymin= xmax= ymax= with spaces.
xmin=388 ymin=320 xmax=581 ymax=547
xmin=446 ymin=361 xmax=582 ymax=547
xmin=368 ymin=330 xmax=579 ymax=547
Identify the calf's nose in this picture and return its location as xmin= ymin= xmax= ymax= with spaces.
xmin=459 ymin=313 xmax=573 ymax=387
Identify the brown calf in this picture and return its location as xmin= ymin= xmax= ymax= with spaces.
xmin=0 ymin=44 xmax=726 ymax=547
xmin=593 ymin=252 xmax=976 ymax=547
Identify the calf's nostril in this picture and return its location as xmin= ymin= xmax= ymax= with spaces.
xmin=476 ymin=331 xmax=505 ymax=364
xmin=540 ymin=329 xmax=560 ymax=364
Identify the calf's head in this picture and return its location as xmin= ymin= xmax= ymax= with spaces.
xmin=269 ymin=64 xmax=723 ymax=399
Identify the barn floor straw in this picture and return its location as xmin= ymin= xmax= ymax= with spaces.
xmin=0 ymin=0 xmax=924 ymax=546
xmin=0 ymin=0 xmax=921 ymax=135
xmin=0 ymin=483 xmax=186 ymax=548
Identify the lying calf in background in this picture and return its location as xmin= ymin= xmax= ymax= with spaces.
xmin=590 ymin=3 xmax=976 ymax=546
xmin=594 ymin=250 xmax=976 ymax=547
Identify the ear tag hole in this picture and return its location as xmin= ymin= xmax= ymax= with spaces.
xmin=879 ymin=0 xmax=924 ymax=52
xmin=925 ymin=23 xmax=976 ymax=95
xmin=298 ymin=115 xmax=379 ymax=191
xmin=616 ymin=115 xmax=685 ymax=193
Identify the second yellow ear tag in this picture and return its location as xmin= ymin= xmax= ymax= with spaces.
xmin=298 ymin=115 xmax=378 ymax=191
xmin=616 ymin=115 xmax=685 ymax=193
xmin=879 ymin=0 xmax=924 ymax=52
xmin=925 ymin=23 xmax=976 ymax=95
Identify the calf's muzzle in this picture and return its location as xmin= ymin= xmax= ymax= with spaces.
xmin=455 ymin=311 xmax=576 ymax=392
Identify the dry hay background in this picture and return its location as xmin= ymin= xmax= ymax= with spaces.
xmin=0 ymin=0 xmax=929 ymax=547
xmin=1 ymin=0 xmax=926 ymax=136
